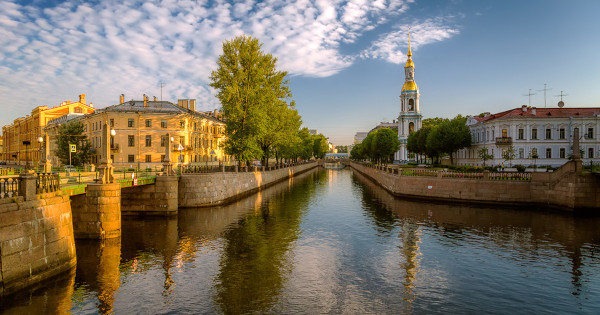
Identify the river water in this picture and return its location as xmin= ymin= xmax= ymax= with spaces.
xmin=1 ymin=168 xmax=600 ymax=314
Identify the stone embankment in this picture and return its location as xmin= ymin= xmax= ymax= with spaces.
xmin=0 ymin=191 xmax=76 ymax=296
xmin=349 ymin=160 xmax=600 ymax=212
xmin=178 ymin=161 xmax=319 ymax=207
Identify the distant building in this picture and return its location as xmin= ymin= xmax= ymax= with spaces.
xmin=0 ymin=135 xmax=3 ymax=161
xmin=455 ymin=105 xmax=600 ymax=167
xmin=2 ymin=94 xmax=95 ymax=165
xmin=308 ymin=129 xmax=319 ymax=136
xmin=45 ymin=94 xmax=230 ymax=168
xmin=354 ymin=132 xmax=368 ymax=144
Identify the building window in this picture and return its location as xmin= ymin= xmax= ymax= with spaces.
xmin=518 ymin=128 xmax=524 ymax=140
xmin=75 ymin=107 xmax=81 ymax=113
xmin=128 ymin=155 xmax=135 ymax=163
xmin=574 ymin=127 xmax=580 ymax=137
xmin=180 ymin=120 xmax=185 ymax=129
xmin=194 ymin=122 xmax=197 ymax=131
xmin=161 ymin=135 xmax=166 ymax=147
xmin=111 ymin=155 xmax=114 ymax=161
xmin=502 ymin=129 xmax=507 ymax=138
xmin=588 ymin=148 xmax=594 ymax=159
xmin=145 ymin=155 xmax=152 ymax=162
xmin=161 ymin=120 xmax=167 ymax=128
xmin=531 ymin=148 xmax=538 ymax=158
xmin=128 ymin=135 xmax=134 ymax=147
xmin=128 ymin=119 xmax=134 ymax=127
xmin=531 ymin=128 xmax=538 ymax=140
xmin=545 ymin=128 xmax=551 ymax=140
xmin=145 ymin=119 xmax=152 ymax=127
xmin=161 ymin=155 xmax=166 ymax=162
xmin=546 ymin=148 xmax=551 ymax=159
xmin=519 ymin=148 xmax=524 ymax=159
xmin=109 ymin=119 xmax=114 ymax=127
xmin=409 ymin=122 xmax=414 ymax=133
xmin=180 ymin=136 xmax=185 ymax=145
xmin=560 ymin=148 xmax=566 ymax=159
xmin=145 ymin=135 xmax=151 ymax=147
xmin=588 ymin=128 xmax=594 ymax=139
xmin=408 ymin=99 xmax=414 ymax=111
xmin=559 ymin=128 xmax=565 ymax=139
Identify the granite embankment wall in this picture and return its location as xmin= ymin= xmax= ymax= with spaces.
xmin=349 ymin=160 xmax=600 ymax=212
xmin=0 ymin=192 xmax=76 ymax=296
xmin=121 ymin=176 xmax=178 ymax=215
xmin=178 ymin=161 xmax=319 ymax=207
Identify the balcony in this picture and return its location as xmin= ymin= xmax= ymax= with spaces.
xmin=110 ymin=144 xmax=120 ymax=152
xmin=495 ymin=137 xmax=512 ymax=145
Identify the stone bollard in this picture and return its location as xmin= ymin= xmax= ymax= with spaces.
xmin=234 ymin=165 xmax=238 ymax=173
xmin=18 ymin=172 xmax=38 ymax=201
xmin=437 ymin=170 xmax=443 ymax=178
xmin=73 ymin=183 xmax=121 ymax=239
xmin=483 ymin=170 xmax=490 ymax=180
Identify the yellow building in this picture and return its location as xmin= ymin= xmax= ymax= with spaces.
xmin=2 ymin=95 xmax=95 ymax=166
xmin=46 ymin=95 xmax=229 ymax=169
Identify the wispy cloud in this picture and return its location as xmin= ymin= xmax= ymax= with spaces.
xmin=0 ymin=0 xmax=458 ymax=120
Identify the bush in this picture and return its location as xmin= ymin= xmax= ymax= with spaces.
xmin=514 ymin=165 xmax=526 ymax=172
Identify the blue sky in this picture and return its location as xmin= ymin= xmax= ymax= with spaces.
xmin=1 ymin=0 xmax=599 ymax=145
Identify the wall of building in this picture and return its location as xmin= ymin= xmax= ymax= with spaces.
xmin=349 ymin=160 xmax=600 ymax=212
xmin=178 ymin=161 xmax=319 ymax=207
xmin=0 ymin=193 xmax=77 ymax=296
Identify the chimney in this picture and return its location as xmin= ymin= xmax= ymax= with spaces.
xmin=143 ymin=94 xmax=148 ymax=108
xmin=153 ymin=96 xmax=158 ymax=102
xmin=79 ymin=94 xmax=86 ymax=104
xmin=532 ymin=107 xmax=536 ymax=115
xmin=120 ymin=94 xmax=124 ymax=104
xmin=190 ymin=99 xmax=196 ymax=112
xmin=522 ymin=105 xmax=527 ymax=112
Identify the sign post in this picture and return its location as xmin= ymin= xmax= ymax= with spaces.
xmin=69 ymin=144 xmax=76 ymax=167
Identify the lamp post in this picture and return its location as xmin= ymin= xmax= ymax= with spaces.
xmin=97 ymin=122 xmax=116 ymax=184
xmin=37 ymin=135 xmax=43 ymax=172
xmin=162 ymin=134 xmax=174 ymax=175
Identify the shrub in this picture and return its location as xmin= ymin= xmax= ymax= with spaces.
xmin=514 ymin=165 xmax=526 ymax=172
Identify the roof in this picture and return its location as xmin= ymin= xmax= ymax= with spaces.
xmin=96 ymin=101 xmax=223 ymax=123
xmin=473 ymin=107 xmax=600 ymax=123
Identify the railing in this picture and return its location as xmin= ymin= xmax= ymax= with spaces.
xmin=441 ymin=172 xmax=484 ymax=179
xmin=488 ymin=172 xmax=531 ymax=181
xmin=400 ymin=169 xmax=438 ymax=177
xmin=179 ymin=160 xmax=315 ymax=174
xmin=181 ymin=165 xmax=221 ymax=174
xmin=36 ymin=173 xmax=60 ymax=194
xmin=0 ymin=177 xmax=20 ymax=199
xmin=495 ymin=137 xmax=512 ymax=145
xmin=0 ymin=168 xmax=21 ymax=176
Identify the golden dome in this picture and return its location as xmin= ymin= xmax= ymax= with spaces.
xmin=405 ymin=58 xmax=414 ymax=68
xmin=402 ymin=81 xmax=418 ymax=92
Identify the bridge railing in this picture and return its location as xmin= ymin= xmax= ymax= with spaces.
xmin=36 ymin=173 xmax=60 ymax=194
xmin=0 ymin=177 xmax=20 ymax=199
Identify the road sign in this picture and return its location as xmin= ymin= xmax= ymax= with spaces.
xmin=178 ymin=144 xmax=184 ymax=151
xmin=210 ymin=149 xmax=216 ymax=155
xmin=70 ymin=144 xmax=76 ymax=153
xmin=133 ymin=178 xmax=138 ymax=186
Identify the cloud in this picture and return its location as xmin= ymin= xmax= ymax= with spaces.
xmin=361 ymin=18 xmax=460 ymax=64
xmin=0 ymin=0 xmax=456 ymax=123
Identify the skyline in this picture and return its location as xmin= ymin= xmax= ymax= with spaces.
xmin=1 ymin=0 xmax=599 ymax=145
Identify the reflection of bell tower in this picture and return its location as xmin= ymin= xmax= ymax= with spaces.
xmin=400 ymin=221 xmax=421 ymax=313
xmin=396 ymin=30 xmax=423 ymax=162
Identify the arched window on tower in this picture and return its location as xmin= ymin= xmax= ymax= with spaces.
xmin=408 ymin=99 xmax=415 ymax=111
xmin=409 ymin=122 xmax=415 ymax=133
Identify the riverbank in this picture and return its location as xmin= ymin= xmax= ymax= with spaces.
xmin=348 ymin=160 xmax=600 ymax=213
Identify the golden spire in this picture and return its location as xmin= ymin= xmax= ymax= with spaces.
xmin=407 ymin=28 xmax=412 ymax=57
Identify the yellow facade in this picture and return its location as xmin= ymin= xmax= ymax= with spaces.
xmin=2 ymin=95 xmax=95 ymax=165
xmin=45 ymin=96 xmax=229 ymax=169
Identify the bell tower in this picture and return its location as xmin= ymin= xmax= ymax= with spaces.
xmin=396 ymin=30 xmax=422 ymax=162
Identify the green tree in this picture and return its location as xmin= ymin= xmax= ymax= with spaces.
xmin=56 ymin=121 xmax=92 ymax=167
xmin=210 ymin=35 xmax=296 ymax=165
xmin=426 ymin=116 xmax=471 ymax=165
xmin=336 ymin=145 xmax=348 ymax=153
xmin=372 ymin=128 xmax=400 ymax=165
xmin=502 ymin=145 xmax=516 ymax=167
xmin=478 ymin=147 xmax=493 ymax=167
xmin=312 ymin=134 xmax=328 ymax=159
xmin=422 ymin=117 xmax=447 ymax=129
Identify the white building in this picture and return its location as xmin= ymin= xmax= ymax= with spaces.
xmin=456 ymin=105 xmax=600 ymax=167
xmin=395 ymin=32 xmax=422 ymax=163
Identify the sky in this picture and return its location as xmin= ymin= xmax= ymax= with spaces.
xmin=1 ymin=0 xmax=599 ymax=145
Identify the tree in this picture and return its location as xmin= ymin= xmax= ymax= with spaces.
xmin=426 ymin=116 xmax=471 ymax=165
xmin=312 ymin=134 xmax=328 ymax=159
xmin=336 ymin=145 xmax=348 ymax=153
xmin=502 ymin=145 xmax=516 ymax=167
xmin=422 ymin=117 xmax=447 ymax=129
xmin=210 ymin=35 xmax=297 ymax=165
xmin=56 ymin=121 xmax=92 ymax=167
xmin=478 ymin=147 xmax=493 ymax=167
xmin=372 ymin=128 xmax=400 ymax=165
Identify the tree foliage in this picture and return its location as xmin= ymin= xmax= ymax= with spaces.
xmin=350 ymin=128 xmax=399 ymax=165
xmin=478 ymin=147 xmax=493 ymax=167
xmin=502 ymin=145 xmax=516 ymax=167
xmin=312 ymin=134 xmax=329 ymax=159
xmin=210 ymin=35 xmax=301 ymax=165
xmin=406 ymin=116 xmax=471 ymax=165
xmin=56 ymin=121 xmax=92 ymax=166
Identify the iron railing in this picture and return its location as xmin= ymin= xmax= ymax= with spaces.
xmin=0 ymin=177 xmax=20 ymax=198
xmin=36 ymin=173 xmax=60 ymax=194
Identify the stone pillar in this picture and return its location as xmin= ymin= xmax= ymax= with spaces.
xmin=73 ymin=183 xmax=121 ymax=239
xmin=154 ymin=175 xmax=179 ymax=215
xmin=163 ymin=132 xmax=174 ymax=176
xmin=97 ymin=123 xmax=114 ymax=184
xmin=44 ymin=133 xmax=52 ymax=173
xmin=18 ymin=172 xmax=37 ymax=200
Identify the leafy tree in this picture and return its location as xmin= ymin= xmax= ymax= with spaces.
xmin=336 ymin=145 xmax=348 ymax=153
xmin=478 ymin=147 xmax=493 ymax=167
xmin=502 ymin=145 xmax=516 ymax=167
xmin=372 ymin=128 xmax=400 ymax=165
xmin=350 ymin=144 xmax=364 ymax=160
xmin=422 ymin=117 xmax=447 ymax=129
xmin=56 ymin=121 xmax=92 ymax=167
xmin=426 ymin=116 xmax=471 ymax=165
xmin=312 ymin=134 xmax=328 ymax=159
xmin=210 ymin=35 xmax=297 ymax=165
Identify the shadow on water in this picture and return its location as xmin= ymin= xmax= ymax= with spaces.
xmin=351 ymin=170 xmax=600 ymax=306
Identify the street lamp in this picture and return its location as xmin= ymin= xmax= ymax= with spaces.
xmin=37 ymin=136 xmax=43 ymax=172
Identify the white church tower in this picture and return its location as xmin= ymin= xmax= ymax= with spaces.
xmin=395 ymin=31 xmax=423 ymax=162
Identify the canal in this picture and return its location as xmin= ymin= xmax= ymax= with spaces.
xmin=1 ymin=168 xmax=600 ymax=313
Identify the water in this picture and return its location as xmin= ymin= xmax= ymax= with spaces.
xmin=1 ymin=168 xmax=600 ymax=314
